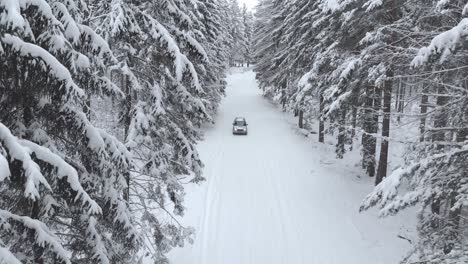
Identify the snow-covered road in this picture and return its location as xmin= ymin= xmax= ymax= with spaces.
xmin=170 ymin=69 xmax=411 ymax=264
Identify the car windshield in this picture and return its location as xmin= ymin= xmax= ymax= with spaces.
xmin=234 ymin=120 xmax=245 ymax=126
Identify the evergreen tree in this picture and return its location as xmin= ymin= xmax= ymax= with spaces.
xmin=1 ymin=0 xmax=231 ymax=262
xmin=0 ymin=0 xmax=138 ymax=262
xmin=254 ymin=1 xmax=468 ymax=262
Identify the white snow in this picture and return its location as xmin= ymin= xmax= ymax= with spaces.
xmin=145 ymin=15 xmax=203 ymax=93
xmin=339 ymin=58 xmax=361 ymax=80
xmin=0 ymin=0 xmax=25 ymax=29
xmin=412 ymin=18 xmax=468 ymax=66
xmin=19 ymin=140 xmax=101 ymax=215
xmin=322 ymin=0 xmax=340 ymax=12
xmin=0 ymin=123 xmax=51 ymax=200
xmin=0 ymin=209 xmax=71 ymax=264
xmin=363 ymin=0 xmax=383 ymax=12
xmin=168 ymin=69 xmax=414 ymax=264
xmin=0 ymin=246 xmax=22 ymax=264
xmin=1 ymin=34 xmax=85 ymax=99
xmin=51 ymin=2 xmax=81 ymax=44
xmin=0 ymin=153 xmax=10 ymax=181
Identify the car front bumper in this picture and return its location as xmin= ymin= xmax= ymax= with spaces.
xmin=233 ymin=130 xmax=248 ymax=135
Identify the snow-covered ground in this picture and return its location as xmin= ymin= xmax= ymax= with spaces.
xmin=169 ymin=69 xmax=414 ymax=264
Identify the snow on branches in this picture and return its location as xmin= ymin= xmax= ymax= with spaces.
xmin=412 ymin=18 xmax=468 ymax=66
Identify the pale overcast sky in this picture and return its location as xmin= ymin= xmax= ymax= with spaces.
xmin=238 ymin=0 xmax=258 ymax=11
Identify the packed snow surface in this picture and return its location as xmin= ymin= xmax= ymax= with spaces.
xmin=169 ymin=69 xmax=413 ymax=264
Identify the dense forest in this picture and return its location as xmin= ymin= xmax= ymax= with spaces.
xmin=1 ymin=0 xmax=467 ymax=263
xmin=0 ymin=0 xmax=253 ymax=263
xmin=254 ymin=0 xmax=468 ymax=263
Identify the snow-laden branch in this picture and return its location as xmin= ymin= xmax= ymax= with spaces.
xmin=339 ymin=58 xmax=361 ymax=81
xmin=360 ymin=165 xmax=413 ymax=212
xmin=1 ymin=34 xmax=85 ymax=99
xmin=144 ymin=14 xmax=203 ymax=93
xmin=0 ymin=123 xmax=51 ymax=200
xmin=163 ymin=0 xmax=193 ymax=26
xmin=363 ymin=0 xmax=383 ymax=12
xmin=0 ymin=246 xmax=23 ymax=264
xmin=98 ymin=128 xmax=132 ymax=167
xmin=51 ymin=2 xmax=80 ymax=44
xmin=169 ymin=25 xmax=209 ymax=63
xmin=361 ymin=145 xmax=468 ymax=215
xmin=412 ymin=18 xmax=468 ymax=66
xmin=86 ymin=216 xmax=110 ymax=264
xmin=0 ymin=0 xmax=25 ymax=30
xmin=19 ymin=140 xmax=102 ymax=215
xmin=0 ymin=152 xmax=10 ymax=181
xmin=78 ymin=24 xmax=116 ymax=61
xmin=321 ymin=0 xmax=382 ymax=13
xmin=64 ymin=107 xmax=106 ymax=151
xmin=0 ymin=210 xmax=71 ymax=264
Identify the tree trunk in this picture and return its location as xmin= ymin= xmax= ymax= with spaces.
xmin=336 ymin=110 xmax=346 ymax=159
xmin=432 ymin=85 xmax=448 ymax=146
xmin=85 ymin=92 xmax=91 ymax=120
xmin=362 ymin=85 xmax=378 ymax=177
xmin=298 ymin=110 xmax=304 ymax=129
xmin=429 ymin=83 xmax=448 ymax=227
xmin=349 ymin=105 xmax=358 ymax=151
xmin=396 ymin=78 xmax=406 ymax=122
xmin=376 ymin=70 xmax=393 ymax=185
xmin=122 ymin=74 xmax=131 ymax=201
xmin=319 ymin=94 xmax=325 ymax=143
xmin=419 ymin=86 xmax=428 ymax=142
xmin=31 ymin=200 xmax=44 ymax=263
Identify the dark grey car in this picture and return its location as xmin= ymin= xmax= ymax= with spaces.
xmin=232 ymin=117 xmax=248 ymax=135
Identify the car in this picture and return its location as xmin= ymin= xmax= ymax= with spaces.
xmin=232 ymin=117 xmax=248 ymax=135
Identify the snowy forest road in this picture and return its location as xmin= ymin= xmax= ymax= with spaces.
xmin=169 ymin=69 xmax=411 ymax=264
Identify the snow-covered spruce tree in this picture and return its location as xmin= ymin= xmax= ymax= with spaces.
xmin=253 ymin=0 xmax=291 ymax=106
xmin=88 ymin=0 xmax=229 ymax=261
xmin=241 ymin=3 xmax=254 ymax=67
xmin=362 ymin=2 xmax=468 ymax=263
xmin=0 ymin=0 xmax=139 ymax=263
xmin=256 ymin=0 xmax=412 ymax=174
xmin=255 ymin=0 xmax=467 ymax=261
xmin=225 ymin=0 xmax=249 ymax=66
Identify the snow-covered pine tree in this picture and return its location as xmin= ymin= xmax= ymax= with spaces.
xmin=255 ymin=0 xmax=467 ymax=262
xmin=226 ymin=0 xmax=249 ymax=66
xmin=362 ymin=1 xmax=468 ymax=263
xmin=87 ymin=0 xmax=230 ymax=261
xmin=241 ymin=4 xmax=254 ymax=67
xmin=253 ymin=0 xmax=291 ymax=104
xmin=0 ymin=0 xmax=139 ymax=263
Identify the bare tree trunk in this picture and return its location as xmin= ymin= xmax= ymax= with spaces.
xmin=376 ymin=70 xmax=393 ymax=185
xmin=396 ymin=78 xmax=406 ymax=122
xmin=362 ymin=85 xmax=378 ymax=177
xmin=430 ymin=83 xmax=448 ymax=226
xmin=319 ymin=94 xmax=325 ymax=143
xmin=122 ymin=74 xmax=131 ymax=201
xmin=419 ymin=86 xmax=428 ymax=142
xmin=395 ymin=78 xmax=401 ymax=111
xmin=349 ymin=105 xmax=358 ymax=151
xmin=336 ymin=110 xmax=346 ymax=159
xmin=85 ymin=92 xmax=91 ymax=120
xmin=298 ymin=110 xmax=304 ymax=129
xmin=432 ymin=85 xmax=448 ymax=146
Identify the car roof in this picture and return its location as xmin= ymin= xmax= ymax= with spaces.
xmin=235 ymin=117 xmax=246 ymax=120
